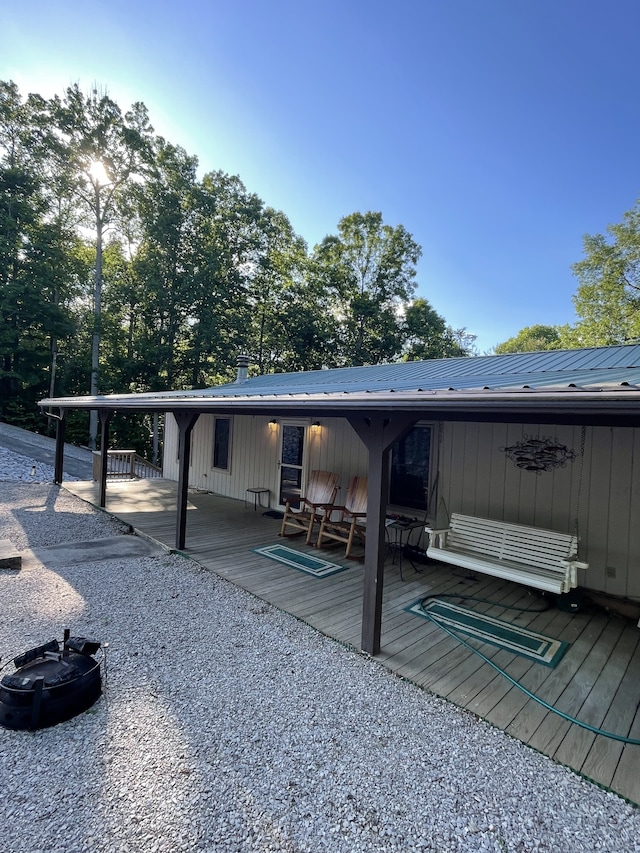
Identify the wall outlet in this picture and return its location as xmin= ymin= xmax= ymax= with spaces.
xmin=606 ymin=565 xmax=617 ymax=578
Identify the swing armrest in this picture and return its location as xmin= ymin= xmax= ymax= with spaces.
xmin=424 ymin=526 xmax=450 ymax=550
xmin=562 ymin=555 xmax=589 ymax=570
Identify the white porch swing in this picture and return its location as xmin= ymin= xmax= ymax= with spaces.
xmin=425 ymin=426 xmax=589 ymax=595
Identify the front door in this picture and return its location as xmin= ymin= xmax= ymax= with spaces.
xmin=278 ymin=422 xmax=306 ymax=508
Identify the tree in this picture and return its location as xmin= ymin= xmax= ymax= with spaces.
xmin=244 ymin=208 xmax=334 ymax=373
xmin=401 ymin=298 xmax=468 ymax=360
xmin=0 ymin=81 xmax=79 ymax=425
xmin=185 ymin=169 xmax=268 ymax=386
xmin=494 ymin=324 xmax=562 ymax=354
xmin=1 ymin=80 xmax=477 ymax=454
xmin=311 ymin=211 xmax=421 ymax=366
xmin=569 ymin=199 xmax=640 ymax=346
xmin=52 ymin=84 xmax=154 ymax=446
xmin=130 ymin=140 xmax=203 ymax=390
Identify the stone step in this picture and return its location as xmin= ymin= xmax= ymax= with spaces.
xmin=0 ymin=539 xmax=21 ymax=570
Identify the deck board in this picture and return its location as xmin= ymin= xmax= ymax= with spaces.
xmin=526 ymin=617 xmax=627 ymax=756
xmin=63 ymin=479 xmax=640 ymax=805
xmin=581 ymin=631 xmax=640 ymax=788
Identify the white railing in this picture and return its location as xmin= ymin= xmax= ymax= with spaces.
xmin=92 ymin=450 xmax=162 ymax=481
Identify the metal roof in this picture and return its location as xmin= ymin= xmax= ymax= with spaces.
xmin=38 ymin=345 xmax=640 ymax=422
xmin=227 ymin=344 xmax=640 ymax=390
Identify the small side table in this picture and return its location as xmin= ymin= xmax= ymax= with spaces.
xmin=386 ymin=519 xmax=423 ymax=580
xmin=245 ymin=487 xmax=270 ymax=511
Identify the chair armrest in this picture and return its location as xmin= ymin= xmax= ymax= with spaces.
xmin=328 ymin=505 xmax=347 ymax=513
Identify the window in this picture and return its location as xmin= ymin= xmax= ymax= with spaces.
xmin=212 ymin=417 xmax=232 ymax=471
xmin=389 ymin=424 xmax=432 ymax=511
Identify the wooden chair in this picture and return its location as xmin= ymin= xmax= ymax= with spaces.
xmin=316 ymin=476 xmax=368 ymax=559
xmin=279 ymin=470 xmax=339 ymax=545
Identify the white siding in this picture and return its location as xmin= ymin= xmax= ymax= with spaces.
xmin=163 ymin=412 xmax=368 ymax=508
xmin=164 ymin=413 xmax=640 ymax=600
xmin=438 ymin=422 xmax=640 ymax=600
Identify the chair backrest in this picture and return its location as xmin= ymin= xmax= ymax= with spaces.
xmin=344 ymin=476 xmax=368 ymax=516
xmin=305 ymin=470 xmax=339 ymax=506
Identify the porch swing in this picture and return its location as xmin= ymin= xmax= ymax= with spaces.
xmin=424 ymin=426 xmax=589 ymax=595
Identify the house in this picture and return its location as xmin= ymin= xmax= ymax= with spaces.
xmin=40 ymin=344 xmax=640 ymax=654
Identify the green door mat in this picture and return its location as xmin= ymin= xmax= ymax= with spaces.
xmin=254 ymin=544 xmax=348 ymax=578
xmin=407 ymin=598 xmax=569 ymax=667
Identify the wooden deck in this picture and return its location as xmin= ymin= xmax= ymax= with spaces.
xmin=65 ymin=478 xmax=640 ymax=805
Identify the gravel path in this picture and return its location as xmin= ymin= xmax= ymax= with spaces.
xmin=1 ymin=449 xmax=639 ymax=852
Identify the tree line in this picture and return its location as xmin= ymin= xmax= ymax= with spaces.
xmin=0 ymin=81 xmax=473 ymax=450
xmin=495 ymin=200 xmax=640 ymax=353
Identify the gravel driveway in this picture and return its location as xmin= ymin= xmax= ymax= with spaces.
xmin=1 ymin=462 xmax=639 ymax=851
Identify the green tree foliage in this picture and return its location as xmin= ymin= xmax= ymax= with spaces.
xmin=0 ymin=82 xmax=80 ymax=425
xmin=185 ymin=170 xmax=267 ymax=386
xmin=243 ymin=208 xmax=330 ymax=373
xmin=494 ymin=324 xmax=563 ymax=354
xmin=311 ymin=211 xmax=421 ymax=366
xmin=0 ymin=80 xmax=472 ymax=453
xmin=569 ymin=200 xmax=640 ymax=346
xmin=401 ymin=298 xmax=468 ymax=360
xmin=52 ymin=85 xmax=155 ymax=446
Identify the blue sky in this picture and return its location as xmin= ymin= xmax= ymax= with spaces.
xmin=2 ymin=0 xmax=640 ymax=352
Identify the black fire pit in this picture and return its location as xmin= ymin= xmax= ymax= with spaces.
xmin=0 ymin=629 xmax=103 ymax=730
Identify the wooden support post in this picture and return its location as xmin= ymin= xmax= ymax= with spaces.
xmin=98 ymin=410 xmax=113 ymax=508
xmin=348 ymin=413 xmax=418 ymax=655
xmin=174 ymin=410 xmax=200 ymax=551
xmin=53 ymin=411 xmax=67 ymax=485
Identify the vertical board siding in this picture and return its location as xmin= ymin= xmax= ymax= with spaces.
xmin=629 ymin=429 xmax=640 ymax=599
xmin=604 ymin=428 xmax=633 ymax=597
xmin=548 ymin=426 xmax=578 ymax=538
xmin=487 ymin=423 xmax=508 ymax=521
xmin=305 ymin=418 xmax=368 ymax=497
xmin=585 ymin=427 xmax=612 ymax=594
xmin=164 ymin=413 xmax=368 ymax=510
xmin=164 ymin=413 xmax=640 ymax=600
xmin=440 ymin=422 xmax=640 ymax=600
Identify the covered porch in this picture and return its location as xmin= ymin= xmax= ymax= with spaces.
xmin=64 ymin=478 xmax=640 ymax=805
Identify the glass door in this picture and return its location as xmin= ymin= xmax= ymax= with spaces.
xmin=278 ymin=423 xmax=306 ymax=507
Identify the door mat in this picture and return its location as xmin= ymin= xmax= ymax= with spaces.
xmin=262 ymin=510 xmax=284 ymax=519
xmin=253 ymin=544 xmax=348 ymax=578
xmin=406 ymin=598 xmax=569 ymax=667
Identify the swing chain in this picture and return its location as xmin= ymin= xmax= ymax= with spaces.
xmin=573 ymin=425 xmax=586 ymax=545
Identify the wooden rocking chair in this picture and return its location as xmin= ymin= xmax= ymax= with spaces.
xmin=279 ymin=470 xmax=339 ymax=545
xmin=316 ymin=476 xmax=368 ymax=559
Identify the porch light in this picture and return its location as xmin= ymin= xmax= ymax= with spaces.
xmin=310 ymin=421 xmax=322 ymax=433
xmin=268 ymin=419 xmax=278 ymax=431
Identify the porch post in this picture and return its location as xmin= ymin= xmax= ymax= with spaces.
xmin=53 ymin=410 xmax=67 ymax=485
xmin=174 ymin=410 xmax=200 ymax=551
xmin=98 ymin=409 xmax=113 ymax=508
xmin=348 ymin=413 xmax=418 ymax=655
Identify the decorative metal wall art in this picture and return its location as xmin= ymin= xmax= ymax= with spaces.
xmin=501 ymin=434 xmax=577 ymax=474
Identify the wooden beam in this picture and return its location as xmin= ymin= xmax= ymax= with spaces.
xmin=347 ymin=413 xmax=418 ymax=655
xmin=174 ymin=410 xmax=200 ymax=550
xmin=98 ymin=410 xmax=113 ymax=508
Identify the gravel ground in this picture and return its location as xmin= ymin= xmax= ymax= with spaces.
xmin=0 ymin=443 xmax=81 ymax=485
xmin=1 ymin=450 xmax=639 ymax=852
